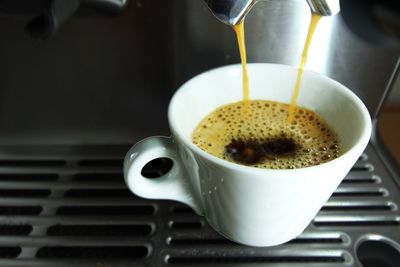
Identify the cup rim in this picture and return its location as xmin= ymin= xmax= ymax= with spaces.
xmin=168 ymin=63 xmax=372 ymax=174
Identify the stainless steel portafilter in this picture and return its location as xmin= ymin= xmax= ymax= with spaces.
xmin=203 ymin=0 xmax=340 ymax=25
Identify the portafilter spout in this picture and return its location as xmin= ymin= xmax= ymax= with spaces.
xmin=203 ymin=0 xmax=257 ymax=25
xmin=204 ymin=0 xmax=340 ymax=25
xmin=306 ymin=0 xmax=340 ymax=16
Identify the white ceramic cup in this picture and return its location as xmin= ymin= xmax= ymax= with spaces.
xmin=123 ymin=63 xmax=372 ymax=247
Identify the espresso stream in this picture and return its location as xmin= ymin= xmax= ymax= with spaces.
xmin=233 ymin=21 xmax=249 ymax=111
xmin=288 ymin=13 xmax=321 ymax=123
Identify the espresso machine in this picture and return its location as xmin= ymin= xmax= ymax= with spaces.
xmin=0 ymin=0 xmax=399 ymax=266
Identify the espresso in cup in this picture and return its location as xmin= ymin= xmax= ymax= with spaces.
xmin=192 ymin=100 xmax=341 ymax=169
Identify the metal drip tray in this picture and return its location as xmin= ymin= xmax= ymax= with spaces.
xmin=0 ymin=144 xmax=399 ymax=267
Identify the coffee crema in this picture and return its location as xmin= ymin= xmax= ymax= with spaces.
xmin=191 ymin=100 xmax=341 ymax=169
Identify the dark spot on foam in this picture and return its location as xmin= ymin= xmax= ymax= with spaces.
xmin=225 ymin=137 xmax=298 ymax=166
xmin=263 ymin=137 xmax=297 ymax=156
xmin=225 ymin=139 xmax=266 ymax=165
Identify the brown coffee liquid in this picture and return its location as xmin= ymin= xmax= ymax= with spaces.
xmin=191 ymin=100 xmax=341 ymax=169
xmin=233 ymin=21 xmax=249 ymax=113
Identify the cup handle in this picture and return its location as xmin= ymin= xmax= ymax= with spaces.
xmin=123 ymin=136 xmax=203 ymax=214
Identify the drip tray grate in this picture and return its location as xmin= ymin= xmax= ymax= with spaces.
xmin=0 ymin=144 xmax=398 ymax=266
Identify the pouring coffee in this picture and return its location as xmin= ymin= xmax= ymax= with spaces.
xmin=203 ymin=0 xmax=340 ymax=119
